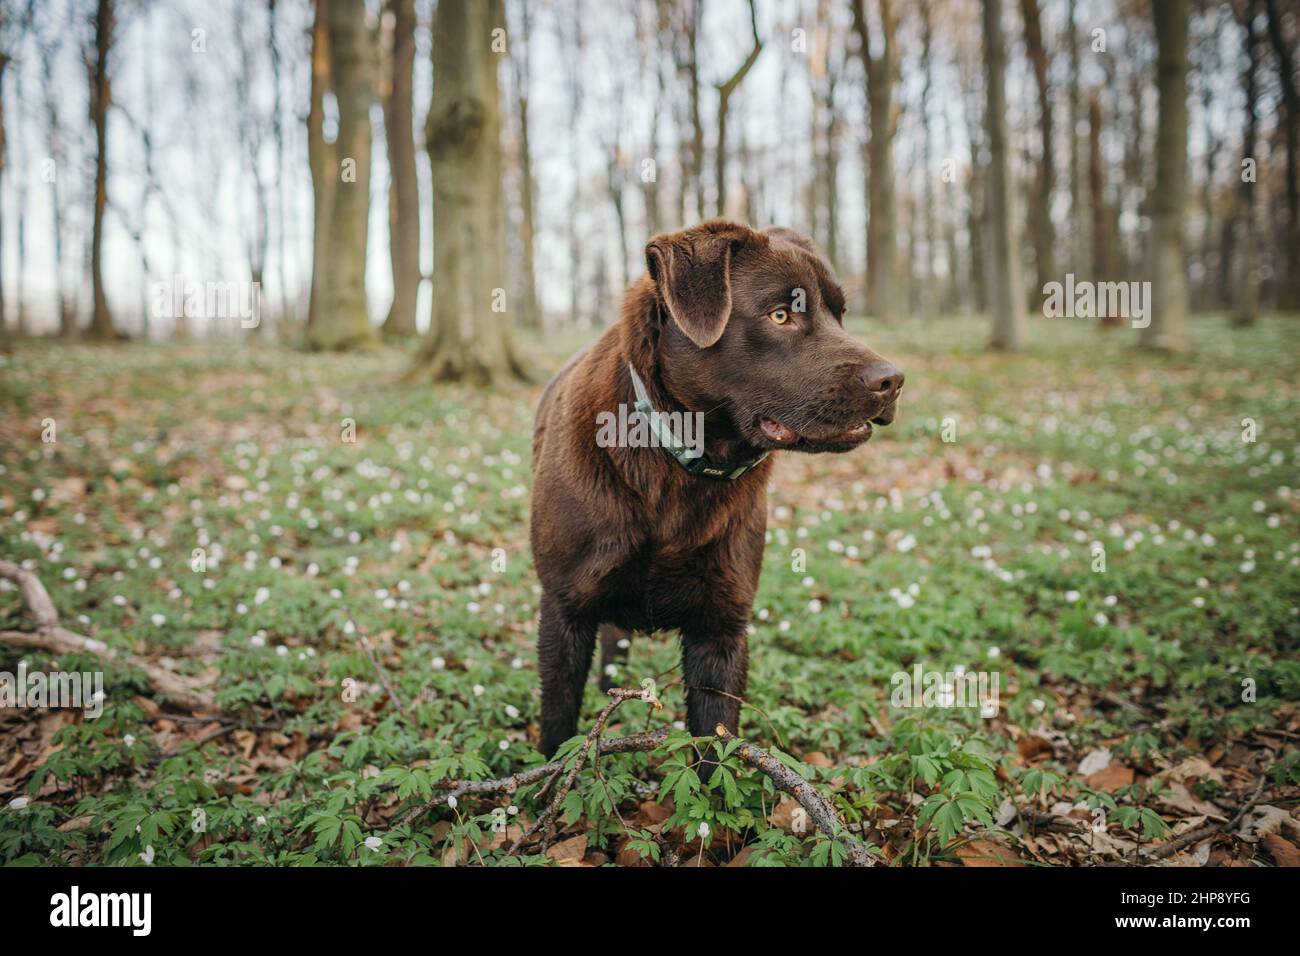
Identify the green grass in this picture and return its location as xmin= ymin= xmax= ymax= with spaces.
xmin=1 ymin=313 xmax=1297 ymax=866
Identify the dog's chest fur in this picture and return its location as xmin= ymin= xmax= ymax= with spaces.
xmin=531 ymin=324 xmax=771 ymax=636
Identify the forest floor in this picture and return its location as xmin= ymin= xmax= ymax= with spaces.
xmin=1 ymin=313 xmax=1298 ymax=867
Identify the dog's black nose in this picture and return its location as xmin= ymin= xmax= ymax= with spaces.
xmin=860 ymin=360 xmax=903 ymax=399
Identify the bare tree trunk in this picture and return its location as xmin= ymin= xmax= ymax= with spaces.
xmin=1200 ymin=36 xmax=1220 ymax=312
xmin=306 ymin=0 xmax=335 ymax=332
xmin=1020 ymin=0 xmax=1055 ymax=295
xmin=1122 ymin=64 xmax=1145 ymax=281
xmin=412 ymin=0 xmax=526 ymax=383
xmin=850 ymin=0 xmax=900 ymax=321
xmin=1232 ymin=0 xmax=1260 ymax=327
xmin=1265 ymin=0 xmax=1299 ymax=308
xmin=269 ymin=0 xmax=293 ymax=331
xmin=0 ymin=51 xmax=8 ymax=341
xmin=602 ymin=75 xmax=631 ymax=292
xmin=919 ymin=0 xmax=935 ymax=318
xmin=982 ymin=0 xmax=1027 ymax=350
xmin=687 ymin=0 xmax=704 ymax=223
xmin=714 ymin=0 xmax=761 ymax=218
xmin=87 ymin=0 xmax=117 ymax=340
xmin=39 ymin=35 xmax=71 ymax=334
xmin=1142 ymin=0 xmax=1190 ymax=352
xmin=1067 ymin=0 xmax=1086 ymax=277
xmin=807 ymin=1 xmax=838 ymax=260
xmin=961 ymin=54 xmax=987 ymax=314
xmin=308 ymin=0 xmax=377 ymax=350
xmin=381 ymin=0 xmax=420 ymax=337
xmin=1088 ymin=92 xmax=1119 ymax=328
xmin=642 ymin=1 xmax=669 ymax=237
xmin=511 ymin=0 xmax=541 ymax=329
xmin=561 ymin=1 xmax=584 ymax=326
xmin=237 ymin=15 xmax=270 ymax=338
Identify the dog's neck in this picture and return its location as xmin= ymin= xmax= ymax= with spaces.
xmin=618 ymin=278 xmax=767 ymax=470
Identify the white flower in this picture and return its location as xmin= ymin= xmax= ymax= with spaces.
xmin=364 ymin=836 xmax=383 ymax=850
xmin=1065 ymin=590 xmax=1081 ymax=603
xmin=1094 ymin=613 xmax=1108 ymax=626
xmin=895 ymin=593 xmax=915 ymax=609
xmin=505 ymin=704 xmax=520 ymax=719
xmin=896 ymin=534 xmax=917 ymax=553
xmin=432 ymin=656 xmax=446 ymax=670
xmin=499 ymin=739 xmax=509 ymax=751
xmin=447 ymin=795 xmax=458 ymax=809
xmin=473 ymin=684 xmax=485 ymax=697
xmin=7 ymin=797 xmax=29 ymax=810
xmin=697 ymin=822 xmax=710 ymax=839
xmin=987 ymin=646 xmax=1000 ymax=659
xmin=123 ymin=734 xmax=136 ymax=747
xmin=151 ymin=613 xmax=166 ymax=627
xmin=139 ymin=845 xmax=155 ymax=865
xmin=808 ymin=599 xmax=823 ymax=613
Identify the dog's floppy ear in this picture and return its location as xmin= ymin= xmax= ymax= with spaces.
xmin=645 ymin=220 xmax=755 ymax=348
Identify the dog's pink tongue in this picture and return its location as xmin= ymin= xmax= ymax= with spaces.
xmin=760 ymin=417 xmax=799 ymax=444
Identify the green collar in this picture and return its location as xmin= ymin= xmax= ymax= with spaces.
xmin=626 ymin=363 xmax=768 ymax=480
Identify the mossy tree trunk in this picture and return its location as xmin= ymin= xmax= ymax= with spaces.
xmin=412 ymin=0 xmax=527 ymax=383
xmin=1142 ymin=0 xmax=1190 ymax=352
xmin=307 ymin=0 xmax=377 ymax=351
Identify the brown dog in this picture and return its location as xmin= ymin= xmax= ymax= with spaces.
xmin=530 ymin=220 xmax=903 ymax=761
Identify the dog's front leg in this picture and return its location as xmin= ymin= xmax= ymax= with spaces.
xmin=537 ymin=591 xmax=598 ymax=757
xmin=681 ymin=626 xmax=750 ymax=780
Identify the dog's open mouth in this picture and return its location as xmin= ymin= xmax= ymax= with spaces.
xmin=758 ymin=415 xmax=875 ymax=448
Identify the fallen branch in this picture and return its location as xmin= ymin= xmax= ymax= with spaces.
xmin=0 ymin=559 xmax=215 ymax=712
xmin=715 ymin=725 xmax=876 ymax=867
xmin=506 ymin=687 xmax=652 ymax=856
xmin=392 ymin=728 xmax=671 ymax=831
xmin=392 ymin=687 xmax=876 ymax=867
xmin=1146 ymin=772 xmax=1268 ymax=861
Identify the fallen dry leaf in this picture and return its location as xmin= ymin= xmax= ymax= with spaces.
xmin=1017 ymin=735 xmax=1054 ymax=763
xmin=546 ymin=834 xmax=588 ymax=864
xmin=955 ymin=839 xmax=1025 ymax=867
xmin=1260 ymin=833 xmax=1300 ymax=867
xmin=1085 ymin=763 xmax=1135 ymax=792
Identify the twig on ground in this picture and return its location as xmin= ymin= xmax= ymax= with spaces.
xmin=1146 ymin=772 xmax=1268 ymax=861
xmin=0 ymin=559 xmax=214 ymax=712
xmin=714 ymin=725 xmax=876 ymax=867
xmin=506 ymin=687 xmax=653 ymax=856
xmin=390 ymin=686 xmax=875 ymax=867
xmin=343 ymin=605 xmax=407 ymax=713
xmin=391 ymin=728 xmax=670 ymax=830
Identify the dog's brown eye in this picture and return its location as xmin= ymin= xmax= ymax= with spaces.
xmin=768 ymin=308 xmax=791 ymax=325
